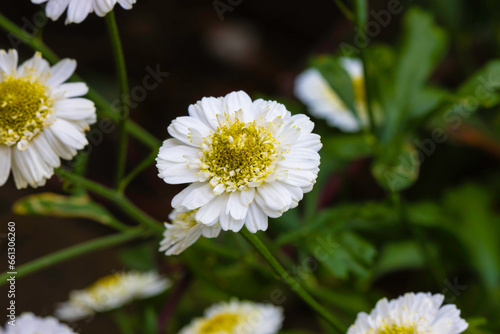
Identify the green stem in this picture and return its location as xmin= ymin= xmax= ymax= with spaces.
xmin=118 ymin=149 xmax=158 ymax=193
xmin=352 ymin=0 xmax=376 ymax=134
xmin=57 ymin=169 xmax=164 ymax=235
xmin=0 ymin=228 xmax=146 ymax=286
xmin=113 ymin=309 xmax=135 ymax=334
xmin=105 ymin=11 xmax=130 ymax=188
xmin=0 ymin=11 xmax=160 ymax=150
xmin=332 ymin=0 xmax=355 ymax=21
xmin=391 ymin=192 xmax=446 ymax=285
xmin=241 ymin=229 xmax=347 ymax=333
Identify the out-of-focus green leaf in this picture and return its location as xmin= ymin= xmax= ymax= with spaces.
xmin=371 ymin=140 xmax=420 ymax=192
xmin=311 ymin=56 xmax=359 ymax=123
xmin=143 ymin=306 xmax=158 ymax=334
xmin=306 ymin=230 xmax=376 ymax=280
xmin=321 ymin=134 xmax=374 ymax=161
xmin=406 ymin=201 xmax=451 ymax=229
xmin=375 ymin=241 xmax=425 ymax=277
xmin=118 ymin=244 xmax=157 ymax=271
xmin=380 ymin=7 xmax=448 ymax=142
xmin=443 ymin=184 xmax=500 ymax=302
xmin=12 ymin=192 xmax=121 ymax=228
xmin=309 ymin=286 xmax=371 ymax=315
xmin=465 ymin=317 xmax=492 ymax=334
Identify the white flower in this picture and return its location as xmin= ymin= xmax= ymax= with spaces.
xmin=160 ymin=208 xmax=221 ymax=256
xmin=156 ymin=90 xmax=322 ymax=233
xmin=55 ymin=271 xmax=170 ymax=321
xmin=179 ymin=299 xmax=284 ymax=334
xmin=0 ymin=49 xmax=96 ymax=189
xmin=1 ymin=313 xmax=78 ymax=334
xmin=295 ymin=57 xmax=367 ymax=132
xmin=347 ymin=292 xmax=468 ymax=334
xmin=32 ymin=0 xmax=137 ymax=24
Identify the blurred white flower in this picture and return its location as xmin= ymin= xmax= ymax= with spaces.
xmin=179 ymin=299 xmax=284 ymax=334
xmin=0 ymin=49 xmax=96 ymax=189
xmin=32 ymin=0 xmax=137 ymax=24
xmin=156 ymin=90 xmax=321 ymax=233
xmin=295 ymin=58 xmax=367 ymax=132
xmin=1 ymin=313 xmax=77 ymax=334
xmin=347 ymin=292 xmax=468 ymax=334
xmin=160 ymin=208 xmax=221 ymax=256
xmin=55 ymin=271 xmax=170 ymax=321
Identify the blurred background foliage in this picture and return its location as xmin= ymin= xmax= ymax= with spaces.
xmin=1 ymin=0 xmax=500 ymax=333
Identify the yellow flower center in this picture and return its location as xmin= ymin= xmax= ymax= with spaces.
xmin=0 ymin=76 xmax=53 ymax=147
xmin=199 ymin=313 xmax=240 ymax=333
xmin=377 ymin=325 xmax=417 ymax=334
xmin=201 ymin=119 xmax=277 ymax=193
xmin=86 ymin=274 xmax=123 ymax=300
xmin=175 ymin=209 xmax=199 ymax=228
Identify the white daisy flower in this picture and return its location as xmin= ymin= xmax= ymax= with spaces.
xmin=1 ymin=313 xmax=78 ymax=334
xmin=55 ymin=271 xmax=170 ymax=321
xmin=295 ymin=57 xmax=367 ymax=132
xmin=31 ymin=0 xmax=137 ymax=24
xmin=156 ymin=90 xmax=322 ymax=233
xmin=0 ymin=49 xmax=96 ymax=189
xmin=347 ymin=292 xmax=469 ymax=334
xmin=179 ymin=299 xmax=284 ymax=334
xmin=160 ymin=208 xmax=222 ymax=256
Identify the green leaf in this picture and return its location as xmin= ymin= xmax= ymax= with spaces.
xmin=311 ymin=56 xmax=360 ymax=123
xmin=371 ymin=140 xmax=420 ymax=192
xmin=321 ymin=134 xmax=374 ymax=161
xmin=443 ymin=184 xmax=500 ymax=301
xmin=380 ymin=7 xmax=448 ymax=142
xmin=118 ymin=244 xmax=157 ymax=271
xmin=12 ymin=192 xmax=122 ymax=228
xmin=375 ymin=241 xmax=425 ymax=277
xmin=143 ymin=306 xmax=158 ymax=334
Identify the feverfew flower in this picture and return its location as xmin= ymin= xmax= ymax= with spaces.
xmin=0 ymin=49 xmax=96 ymax=189
xmin=31 ymin=0 xmax=137 ymax=24
xmin=179 ymin=299 xmax=284 ymax=334
xmin=295 ymin=58 xmax=366 ymax=132
xmin=347 ymin=292 xmax=468 ymax=334
xmin=55 ymin=271 xmax=170 ymax=321
xmin=156 ymin=91 xmax=321 ymax=233
xmin=160 ymin=208 xmax=221 ymax=256
xmin=1 ymin=313 xmax=78 ymax=334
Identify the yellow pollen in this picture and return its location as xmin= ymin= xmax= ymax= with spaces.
xmin=352 ymin=77 xmax=366 ymax=104
xmin=86 ymin=274 xmax=122 ymax=298
xmin=199 ymin=313 xmax=240 ymax=333
xmin=201 ymin=120 xmax=277 ymax=193
xmin=0 ymin=76 xmax=52 ymax=147
xmin=377 ymin=325 xmax=417 ymax=334
xmin=175 ymin=209 xmax=199 ymax=227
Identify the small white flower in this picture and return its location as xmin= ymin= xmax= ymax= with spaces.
xmin=1 ymin=313 xmax=78 ymax=334
xmin=160 ymin=208 xmax=221 ymax=256
xmin=347 ymin=292 xmax=468 ymax=334
xmin=55 ymin=271 xmax=170 ymax=321
xmin=179 ymin=299 xmax=284 ymax=334
xmin=0 ymin=49 xmax=96 ymax=189
xmin=295 ymin=57 xmax=367 ymax=132
xmin=32 ymin=0 xmax=137 ymax=24
xmin=156 ymin=90 xmax=322 ymax=233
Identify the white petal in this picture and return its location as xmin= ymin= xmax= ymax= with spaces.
xmin=93 ymin=0 xmax=115 ymax=16
xmin=31 ymin=133 xmax=61 ymax=169
xmin=157 ymin=138 xmax=200 ymax=164
xmin=54 ymin=98 xmax=96 ymax=124
xmin=117 ymin=0 xmax=136 ymax=10
xmin=48 ymin=119 xmax=88 ymax=151
xmin=47 ymin=59 xmax=77 ymax=87
xmin=0 ymin=49 xmax=18 ymax=75
xmin=168 ymin=116 xmax=212 ymax=147
xmin=45 ymin=0 xmax=71 ymax=21
xmin=18 ymin=52 xmax=50 ymax=77
xmin=240 ymin=187 xmax=255 ymax=206
xmin=0 ymin=146 xmax=12 ymax=186
xmin=172 ymin=183 xmax=215 ymax=212
xmin=245 ymin=203 xmax=268 ymax=233
xmin=279 ymin=149 xmax=321 ymax=170
xmin=201 ymin=224 xmax=221 ymax=238
xmin=195 ymin=195 xmax=227 ymax=226
xmin=66 ymin=0 xmax=93 ymax=24
xmin=219 ymin=211 xmax=245 ymax=232
xmin=256 ymin=182 xmax=292 ymax=211
xmin=223 ymin=91 xmax=254 ymax=122
xmin=53 ymin=82 xmax=89 ymax=98
xmin=43 ymin=127 xmax=77 ymax=160
xmin=226 ymin=191 xmax=249 ymax=220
